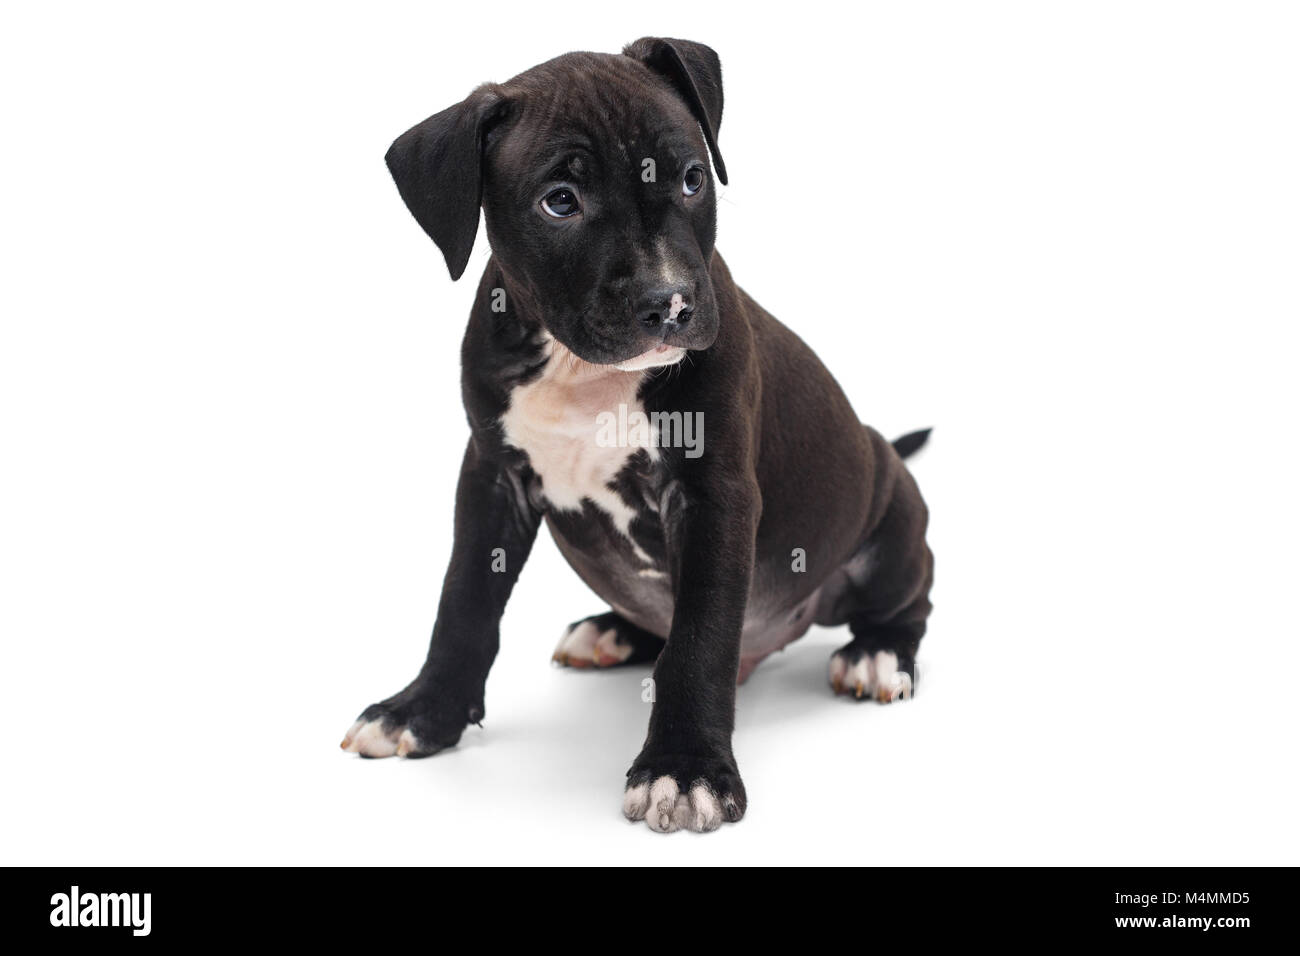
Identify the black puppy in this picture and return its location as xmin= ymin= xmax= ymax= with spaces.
xmin=341 ymin=38 xmax=934 ymax=833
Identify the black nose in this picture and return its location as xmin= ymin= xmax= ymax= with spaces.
xmin=636 ymin=288 xmax=693 ymax=332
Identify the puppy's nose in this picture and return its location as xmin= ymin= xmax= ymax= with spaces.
xmin=635 ymin=289 xmax=693 ymax=332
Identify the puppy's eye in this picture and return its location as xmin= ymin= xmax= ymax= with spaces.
xmin=541 ymin=188 xmax=581 ymax=218
xmin=683 ymin=166 xmax=706 ymax=197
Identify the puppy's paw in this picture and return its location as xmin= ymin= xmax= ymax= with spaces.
xmin=552 ymin=620 xmax=630 ymax=668
xmin=340 ymin=684 xmax=479 ymax=759
xmin=623 ymin=756 xmax=746 ymax=833
xmin=829 ymin=646 xmax=914 ymax=703
xmin=552 ymin=612 xmax=663 ymax=668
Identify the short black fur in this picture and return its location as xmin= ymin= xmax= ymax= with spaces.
xmin=346 ymin=38 xmax=936 ymax=832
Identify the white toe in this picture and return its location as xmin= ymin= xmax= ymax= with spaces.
xmin=828 ymin=653 xmax=848 ymax=689
xmin=873 ymin=650 xmax=897 ymax=687
xmin=687 ymin=783 xmax=723 ymax=832
xmin=871 ymin=651 xmax=912 ymax=701
xmin=593 ymin=628 xmax=631 ymax=664
xmin=623 ymin=782 xmax=650 ymax=821
xmin=348 ymin=719 xmax=399 ymax=757
xmin=646 ymin=776 xmax=680 ymax=832
xmin=830 ymin=652 xmax=876 ymax=698
xmin=340 ymin=719 xmax=365 ymax=751
xmin=553 ymin=621 xmax=600 ymax=662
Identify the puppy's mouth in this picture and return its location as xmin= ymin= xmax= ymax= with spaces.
xmin=613 ymin=343 xmax=686 ymax=372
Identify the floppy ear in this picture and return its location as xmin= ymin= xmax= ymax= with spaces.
xmin=384 ymin=86 xmax=506 ymax=281
xmin=624 ymin=37 xmax=728 ymax=185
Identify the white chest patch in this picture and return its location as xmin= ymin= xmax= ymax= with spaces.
xmin=500 ymin=341 xmax=657 ymax=564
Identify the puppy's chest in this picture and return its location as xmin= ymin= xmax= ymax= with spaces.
xmin=499 ymin=364 xmax=659 ymax=549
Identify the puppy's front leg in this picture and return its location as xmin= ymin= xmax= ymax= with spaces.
xmin=342 ymin=436 xmax=539 ymax=758
xmin=624 ymin=477 xmax=759 ymax=832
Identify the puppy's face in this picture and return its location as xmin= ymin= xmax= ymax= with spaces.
xmin=482 ymin=55 xmax=719 ymax=367
xmin=386 ymin=40 xmax=729 ymax=368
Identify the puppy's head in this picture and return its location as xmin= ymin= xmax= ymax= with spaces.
xmin=386 ymin=38 xmax=727 ymax=368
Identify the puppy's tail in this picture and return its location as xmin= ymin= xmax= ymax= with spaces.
xmin=891 ymin=428 xmax=932 ymax=461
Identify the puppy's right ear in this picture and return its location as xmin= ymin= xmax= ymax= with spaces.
xmin=385 ymin=86 xmax=506 ymax=281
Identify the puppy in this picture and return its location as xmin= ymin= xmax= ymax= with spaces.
xmin=341 ymin=37 xmax=934 ymax=833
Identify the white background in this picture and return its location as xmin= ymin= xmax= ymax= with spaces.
xmin=3 ymin=1 xmax=1297 ymax=865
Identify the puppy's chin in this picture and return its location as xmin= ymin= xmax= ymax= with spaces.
xmin=613 ymin=344 xmax=687 ymax=372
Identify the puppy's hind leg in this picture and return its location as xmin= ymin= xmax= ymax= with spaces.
xmin=552 ymin=611 xmax=665 ymax=669
xmin=829 ymin=469 xmax=933 ymax=703
xmin=830 ymin=626 xmax=923 ymax=703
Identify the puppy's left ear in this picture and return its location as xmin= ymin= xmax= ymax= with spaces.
xmin=385 ymin=85 xmax=507 ymax=281
xmin=624 ymin=37 xmax=728 ymax=185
